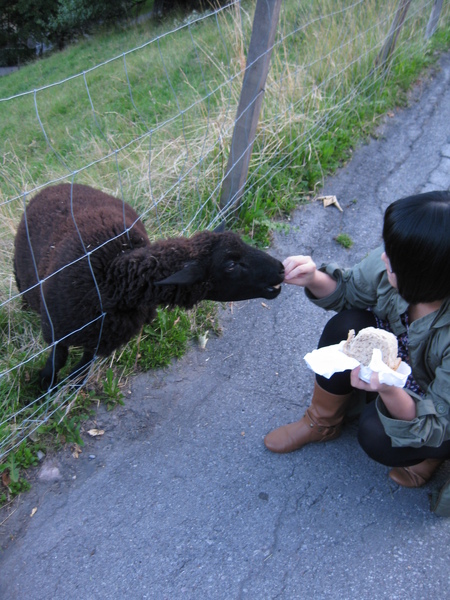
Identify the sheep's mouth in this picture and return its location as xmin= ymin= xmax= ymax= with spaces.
xmin=264 ymin=283 xmax=282 ymax=298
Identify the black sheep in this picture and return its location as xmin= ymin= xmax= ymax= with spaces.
xmin=14 ymin=184 xmax=284 ymax=389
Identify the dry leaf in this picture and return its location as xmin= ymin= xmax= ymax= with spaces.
xmin=87 ymin=429 xmax=105 ymax=437
xmin=1 ymin=471 xmax=11 ymax=487
xmin=198 ymin=332 xmax=208 ymax=349
xmin=317 ymin=195 xmax=343 ymax=212
xmin=72 ymin=444 xmax=82 ymax=459
xmin=30 ymin=507 xmax=37 ymax=518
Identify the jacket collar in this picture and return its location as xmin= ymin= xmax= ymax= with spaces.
xmin=409 ymin=297 xmax=450 ymax=334
xmin=432 ymin=297 xmax=450 ymax=328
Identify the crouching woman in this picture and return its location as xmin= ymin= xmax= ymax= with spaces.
xmin=265 ymin=191 xmax=450 ymax=511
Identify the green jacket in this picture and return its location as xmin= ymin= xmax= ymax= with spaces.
xmin=306 ymin=246 xmax=450 ymax=450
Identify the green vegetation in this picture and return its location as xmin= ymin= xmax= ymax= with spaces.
xmin=1 ymin=0 xmax=152 ymax=67
xmin=0 ymin=441 xmax=39 ymax=500
xmin=1 ymin=0 xmax=449 ymax=495
xmin=335 ymin=233 xmax=354 ymax=249
xmin=102 ymin=368 xmax=126 ymax=409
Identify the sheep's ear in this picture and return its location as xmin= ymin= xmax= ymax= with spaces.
xmin=155 ymin=261 xmax=205 ymax=286
xmin=213 ymin=221 xmax=226 ymax=233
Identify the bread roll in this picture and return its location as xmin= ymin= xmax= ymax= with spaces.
xmin=342 ymin=326 xmax=401 ymax=370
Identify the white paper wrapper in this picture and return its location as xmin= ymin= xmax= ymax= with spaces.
xmin=304 ymin=342 xmax=411 ymax=388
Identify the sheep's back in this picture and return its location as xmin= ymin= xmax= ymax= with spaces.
xmin=14 ymin=183 xmax=150 ymax=313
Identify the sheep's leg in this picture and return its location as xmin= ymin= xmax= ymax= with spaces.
xmin=39 ymin=344 xmax=69 ymax=391
xmin=68 ymin=350 xmax=95 ymax=385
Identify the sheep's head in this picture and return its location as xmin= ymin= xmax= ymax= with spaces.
xmin=155 ymin=231 xmax=284 ymax=302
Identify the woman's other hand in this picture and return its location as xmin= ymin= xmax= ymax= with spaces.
xmin=350 ymin=367 xmax=416 ymax=420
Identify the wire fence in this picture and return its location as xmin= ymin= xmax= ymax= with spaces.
xmin=0 ymin=0 xmax=448 ymax=459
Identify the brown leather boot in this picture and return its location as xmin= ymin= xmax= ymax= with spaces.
xmin=389 ymin=459 xmax=443 ymax=488
xmin=264 ymin=381 xmax=354 ymax=454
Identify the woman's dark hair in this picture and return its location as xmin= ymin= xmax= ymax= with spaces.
xmin=383 ymin=190 xmax=450 ymax=303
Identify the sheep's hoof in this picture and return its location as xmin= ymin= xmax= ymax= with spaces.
xmin=38 ymin=371 xmax=58 ymax=392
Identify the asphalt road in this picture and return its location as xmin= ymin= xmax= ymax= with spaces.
xmin=1 ymin=51 xmax=450 ymax=600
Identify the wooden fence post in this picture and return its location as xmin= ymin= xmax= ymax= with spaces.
xmin=425 ymin=0 xmax=444 ymax=39
xmin=219 ymin=0 xmax=283 ymax=212
xmin=375 ymin=0 xmax=412 ymax=69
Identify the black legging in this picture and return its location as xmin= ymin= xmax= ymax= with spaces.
xmin=317 ymin=309 xmax=450 ymax=467
xmin=358 ymin=400 xmax=450 ymax=467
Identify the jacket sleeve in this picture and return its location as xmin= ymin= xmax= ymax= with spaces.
xmin=305 ymin=247 xmax=389 ymax=312
xmin=376 ymin=347 xmax=450 ymax=448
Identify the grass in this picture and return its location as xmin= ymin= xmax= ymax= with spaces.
xmin=335 ymin=233 xmax=354 ymax=249
xmin=0 ymin=0 xmax=450 ymax=500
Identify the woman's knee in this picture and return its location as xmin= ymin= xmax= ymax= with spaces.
xmin=317 ymin=310 xmax=377 ymax=394
xmin=318 ymin=309 xmax=376 ymax=348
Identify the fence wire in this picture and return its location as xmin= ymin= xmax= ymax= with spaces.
xmin=0 ymin=0 xmax=448 ymax=459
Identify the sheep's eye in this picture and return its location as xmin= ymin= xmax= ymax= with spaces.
xmin=225 ymin=260 xmax=236 ymax=272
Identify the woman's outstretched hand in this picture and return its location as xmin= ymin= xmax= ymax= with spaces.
xmin=283 ymin=255 xmax=317 ymax=287
xmin=283 ymin=255 xmax=338 ymax=298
